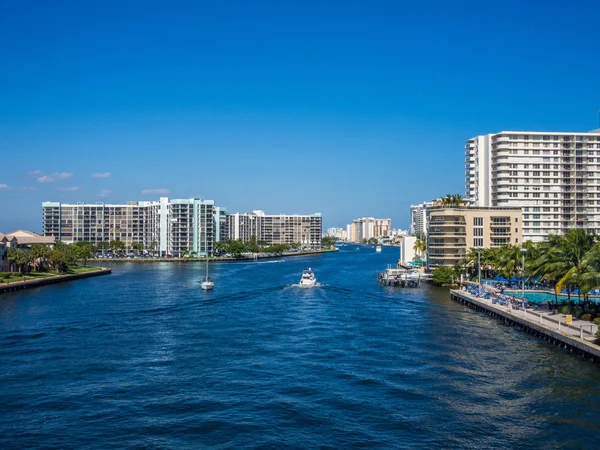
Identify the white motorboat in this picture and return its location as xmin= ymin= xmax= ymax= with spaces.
xmin=375 ymin=245 xmax=382 ymax=253
xmin=201 ymin=256 xmax=214 ymax=290
xmin=299 ymin=268 xmax=317 ymax=287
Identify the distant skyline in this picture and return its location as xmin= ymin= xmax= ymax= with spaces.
xmin=2 ymin=0 xmax=600 ymax=233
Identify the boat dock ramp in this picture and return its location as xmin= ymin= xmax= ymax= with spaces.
xmin=377 ymin=264 xmax=430 ymax=287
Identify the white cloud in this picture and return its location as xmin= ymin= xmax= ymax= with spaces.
xmin=0 ymin=184 xmax=9 ymax=190
xmin=37 ymin=175 xmax=55 ymax=183
xmin=57 ymin=186 xmax=80 ymax=192
xmin=27 ymin=170 xmax=44 ymax=177
xmin=141 ymin=189 xmax=170 ymax=195
xmin=96 ymin=189 xmax=111 ymax=197
xmin=22 ymin=186 xmax=36 ymax=191
xmin=92 ymin=172 xmax=111 ymax=179
xmin=53 ymin=172 xmax=73 ymax=179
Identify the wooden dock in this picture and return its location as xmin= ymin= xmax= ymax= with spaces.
xmin=450 ymin=289 xmax=600 ymax=364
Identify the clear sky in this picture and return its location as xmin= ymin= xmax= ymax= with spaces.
xmin=1 ymin=0 xmax=599 ymax=233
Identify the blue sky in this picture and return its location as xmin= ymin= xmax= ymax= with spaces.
xmin=1 ymin=0 xmax=599 ymax=233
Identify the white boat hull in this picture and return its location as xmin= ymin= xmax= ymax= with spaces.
xmin=201 ymin=281 xmax=214 ymax=290
xmin=299 ymin=279 xmax=317 ymax=287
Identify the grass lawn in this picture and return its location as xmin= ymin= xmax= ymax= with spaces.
xmin=1 ymin=266 xmax=104 ymax=285
xmin=66 ymin=265 xmax=104 ymax=274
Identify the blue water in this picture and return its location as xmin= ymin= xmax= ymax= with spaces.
xmin=1 ymin=246 xmax=600 ymax=449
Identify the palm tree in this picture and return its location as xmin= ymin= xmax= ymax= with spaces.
xmin=413 ymin=239 xmax=426 ymax=260
xmin=531 ymin=230 xmax=597 ymax=305
xmin=451 ymin=194 xmax=464 ymax=207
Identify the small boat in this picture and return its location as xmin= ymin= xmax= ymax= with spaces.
xmin=299 ymin=268 xmax=317 ymax=287
xmin=375 ymin=245 xmax=382 ymax=253
xmin=201 ymin=256 xmax=214 ymax=290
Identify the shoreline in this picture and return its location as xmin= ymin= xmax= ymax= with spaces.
xmin=92 ymin=248 xmax=339 ymax=263
xmin=0 ymin=267 xmax=112 ymax=295
xmin=450 ymin=289 xmax=600 ymax=364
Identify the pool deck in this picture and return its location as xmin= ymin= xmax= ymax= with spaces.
xmin=450 ymin=289 xmax=600 ymax=364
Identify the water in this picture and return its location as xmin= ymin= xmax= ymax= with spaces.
xmin=1 ymin=246 xmax=599 ymax=449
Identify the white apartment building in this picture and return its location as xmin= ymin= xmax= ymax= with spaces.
xmin=410 ymin=201 xmax=435 ymax=237
xmin=326 ymin=227 xmax=347 ymax=240
xmin=346 ymin=217 xmax=392 ymax=242
xmin=227 ymin=210 xmax=322 ymax=248
xmin=466 ymin=130 xmax=600 ymax=242
xmin=42 ymin=197 xmax=222 ymax=256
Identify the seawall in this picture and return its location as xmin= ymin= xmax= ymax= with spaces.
xmin=0 ymin=268 xmax=112 ymax=295
xmin=450 ymin=289 xmax=600 ymax=364
xmin=94 ymin=248 xmax=339 ymax=263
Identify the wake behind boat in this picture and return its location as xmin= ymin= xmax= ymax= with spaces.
xmin=299 ymin=268 xmax=317 ymax=287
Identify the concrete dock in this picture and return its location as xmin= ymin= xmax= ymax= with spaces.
xmin=450 ymin=289 xmax=600 ymax=364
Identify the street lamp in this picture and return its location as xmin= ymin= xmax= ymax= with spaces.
xmin=521 ymin=247 xmax=527 ymax=309
xmin=477 ymin=247 xmax=482 ymax=292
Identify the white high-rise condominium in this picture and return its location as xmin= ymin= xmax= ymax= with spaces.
xmin=410 ymin=202 xmax=435 ymax=237
xmin=42 ymin=197 xmax=221 ymax=256
xmin=465 ymin=129 xmax=600 ymax=242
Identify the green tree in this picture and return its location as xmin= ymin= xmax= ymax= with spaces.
xmin=149 ymin=241 xmax=157 ymax=255
xmin=413 ymin=239 xmax=426 ymax=259
xmin=322 ymin=236 xmax=337 ymax=248
xmin=48 ymin=248 xmax=70 ymax=273
xmin=431 ymin=266 xmax=456 ymax=286
xmin=7 ymin=248 xmax=33 ymax=274
xmin=131 ymin=241 xmax=144 ymax=255
xmin=72 ymin=241 xmax=95 ymax=266
xmin=110 ymin=239 xmax=126 ymax=253
xmin=31 ymin=244 xmax=51 ymax=271
xmin=96 ymin=241 xmax=110 ymax=253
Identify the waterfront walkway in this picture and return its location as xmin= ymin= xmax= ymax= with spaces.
xmin=450 ymin=288 xmax=600 ymax=363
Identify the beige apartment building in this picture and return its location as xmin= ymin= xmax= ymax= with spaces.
xmin=427 ymin=206 xmax=522 ymax=268
xmin=227 ymin=210 xmax=322 ymax=248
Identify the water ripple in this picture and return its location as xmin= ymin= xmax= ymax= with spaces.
xmin=1 ymin=248 xmax=600 ymax=449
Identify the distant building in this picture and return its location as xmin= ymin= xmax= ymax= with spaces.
xmin=42 ymin=198 xmax=218 ymax=257
xmin=227 ymin=210 xmax=322 ymax=248
xmin=326 ymin=227 xmax=347 ymax=240
xmin=465 ymin=129 xmax=600 ymax=242
xmin=410 ymin=201 xmax=435 ymax=237
xmin=346 ymin=217 xmax=392 ymax=242
xmin=426 ymin=206 xmax=522 ymax=269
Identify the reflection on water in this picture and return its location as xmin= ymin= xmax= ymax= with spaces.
xmin=0 ymin=246 xmax=599 ymax=449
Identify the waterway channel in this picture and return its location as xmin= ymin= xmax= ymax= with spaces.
xmin=0 ymin=245 xmax=599 ymax=448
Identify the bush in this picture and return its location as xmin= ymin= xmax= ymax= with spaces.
xmin=431 ymin=266 xmax=455 ymax=286
xmin=594 ymin=318 xmax=600 ymax=326
xmin=595 ymin=330 xmax=600 ymax=345
xmin=580 ymin=314 xmax=592 ymax=321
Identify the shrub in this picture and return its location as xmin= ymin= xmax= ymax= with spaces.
xmin=595 ymin=330 xmax=600 ymax=345
xmin=594 ymin=318 xmax=600 ymax=326
xmin=580 ymin=314 xmax=592 ymax=322
xmin=0 ymin=272 xmax=12 ymax=279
